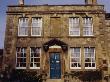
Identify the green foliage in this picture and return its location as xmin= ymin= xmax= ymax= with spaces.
xmin=80 ymin=70 xmax=102 ymax=81
xmin=1 ymin=69 xmax=43 ymax=82
xmin=64 ymin=70 xmax=102 ymax=82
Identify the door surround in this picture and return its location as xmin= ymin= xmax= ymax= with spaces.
xmin=50 ymin=52 xmax=61 ymax=79
xmin=48 ymin=48 xmax=64 ymax=79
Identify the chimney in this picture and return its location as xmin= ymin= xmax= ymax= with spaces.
xmin=19 ymin=0 xmax=24 ymax=5
xmin=85 ymin=0 xmax=97 ymax=5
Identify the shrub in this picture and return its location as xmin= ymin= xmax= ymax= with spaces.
xmin=1 ymin=69 xmax=42 ymax=82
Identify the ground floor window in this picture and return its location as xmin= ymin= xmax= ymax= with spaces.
xmin=70 ymin=47 xmax=81 ymax=69
xmin=70 ymin=47 xmax=96 ymax=69
xmin=84 ymin=47 xmax=96 ymax=69
xmin=16 ymin=47 xmax=26 ymax=69
xmin=30 ymin=47 xmax=41 ymax=69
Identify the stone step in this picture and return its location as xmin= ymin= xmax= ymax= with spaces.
xmin=46 ymin=79 xmax=63 ymax=82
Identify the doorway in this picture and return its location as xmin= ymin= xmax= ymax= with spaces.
xmin=50 ymin=52 xmax=61 ymax=79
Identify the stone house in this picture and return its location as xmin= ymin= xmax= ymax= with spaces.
xmin=3 ymin=0 xmax=110 ymax=82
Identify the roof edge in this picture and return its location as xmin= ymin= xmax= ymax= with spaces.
xmin=7 ymin=4 xmax=104 ymax=7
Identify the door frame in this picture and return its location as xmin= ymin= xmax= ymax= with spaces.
xmin=49 ymin=52 xmax=61 ymax=79
xmin=48 ymin=48 xmax=64 ymax=79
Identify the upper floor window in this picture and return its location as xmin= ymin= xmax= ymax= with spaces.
xmin=16 ymin=47 xmax=26 ymax=69
xmin=18 ymin=18 xmax=28 ymax=36
xmin=30 ymin=47 xmax=41 ymax=69
xmin=70 ymin=47 xmax=81 ymax=69
xmin=69 ymin=17 xmax=80 ymax=36
xmin=83 ymin=17 xmax=93 ymax=36
xmin=84 ymin=47 xmax=96 ymax=69
xmin=31 ymin=18 xmax=42 ymax=36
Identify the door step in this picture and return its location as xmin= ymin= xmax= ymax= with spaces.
xmin=46 ymin=79 xmax=63 ymax=82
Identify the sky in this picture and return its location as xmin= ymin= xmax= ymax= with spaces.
xmin=0 ymin=0 xmax=110 ymax=48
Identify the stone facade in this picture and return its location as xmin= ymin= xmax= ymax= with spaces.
xmin=3 ymin=0 xmax=110 ymax=82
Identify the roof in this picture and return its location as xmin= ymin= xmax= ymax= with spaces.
xmin=0 ymin=49 xmax=3 ymax=56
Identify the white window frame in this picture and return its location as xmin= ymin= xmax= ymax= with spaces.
xmin=30 ymin=47 xmax=41 ymax=69
xmin=69 ymin=17 xmax=80 ymax=36
xmin=83 ymin=17 xmax=93 ymax=36
xmin=70 ymin=47 xmax=81 ymax=69
xmin=18 ymin=18 xmax=29 ymax=36
xmin=31 ymin=17 xmax=42 ymax=36
xmin=16 ymin=47 xmax=26 ymax=69
xmin=84 ymin=47 xmax=96 ymax=69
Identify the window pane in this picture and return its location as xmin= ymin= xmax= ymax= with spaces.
xmin=72 ymin=63 xmax=77 ymax=67
xmin=16 ymin=47 xmax=26 ymax=68
xmin=69 ymin=17 xmax=80 ymax=36
xmin=92 ymin=58 xmax=95 ymax=62
xmin=31 ymin=18 xmax=42 ymax=36
xmin=83 ymin=17 xmax=93 ymax=36
xmin=85 ymin=58 xmax=91 ymax=62
xmin=34 ymin=58 xmax=40 ymax=62
xmin=70 ymin=48 xmax=81 ymax=68
xmin=85 ymin=63 xmax=91 ymax=67
xmin=18 ymin=18 xmax=28 ymax=36
xmin=31 ymin=58 xmax=33 ymax=62
xmin=92 ymin=63 xmax=95 ymax=67
xmin=31 ymin=53 xmax=34 ymax=57
xmin=17 ymin=58 xmax=21 ymax=62
xmin=36 ymin=63 xmax=40 ymax=67
xmin=71 ymin=58 xmax=79 ymax=62
xmin=84 ymin=47 xmax=95 ymax=68
xmin=20 ymin=63 xmax=26 ymax=67
xmin=30 ymin=63 xmax=33 ymax=67
xmin=30 ymin=47 xmax=41 ymax=68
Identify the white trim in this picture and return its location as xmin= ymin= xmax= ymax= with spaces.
xmin=49 ymin=45 xmax=61 ymax=48
xmin=84 ymin=47 xmax=96 ymax=69
xmin=16 ymin=47 xmax=27 ymax=69
xmin=31 ymin=18 xmax=42 ymax=36
xmin=69 ymin=17 xmax=80 ymax=36
xmin=16 ymin=67 xmax=26 ymax=69
xmin=70 ymin=47 xmax=81 ymax=69
xmin=83 ymin=17 xmax=94 ymax=36
xmin=85 ymin=67 xmax=96 ymax=69
xmin=30 ymin=47 xmax=41 ymax=69
xmin=70 ymin=67 xmax=81 ymax=69
xmin=30 ymin=67 xmax=40 ymax=69
xmin=18 ymin=18 xmax=29 ymax=36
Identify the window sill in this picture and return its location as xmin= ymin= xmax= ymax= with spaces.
xmin=18 ymin=35 xmax=28 ymax=36
xmin=70 ymin=67 xmax=81 ymax=69
xmin=16 ymin=67 xmax=26 ymax=69
xmin=17 ymin=36 xmax=43 ymax=38
xmin=68 ymin=36 xmax=96 ymax=38
xmin=30 ymin=67 xmax=40 ymax=69
xmin=30 ymin=36 xmax=42 ymax=38
xmin=85 ymin=67 xmax=96 ymax=69
xmin=31 ymin=34 xmax=41 ymax=36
